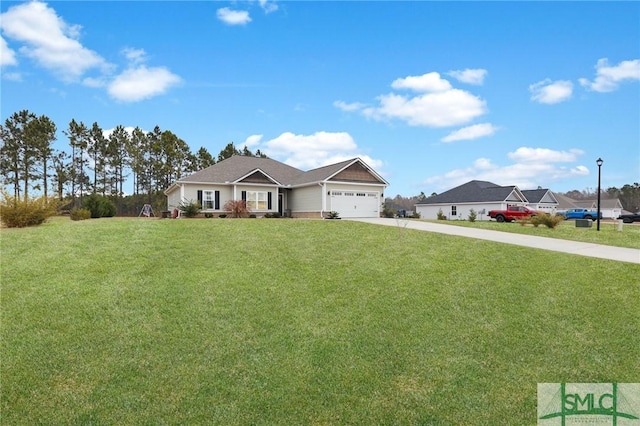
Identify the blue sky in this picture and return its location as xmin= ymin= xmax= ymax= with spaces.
xmin=1 ymin=1 xmax=639 ymax=197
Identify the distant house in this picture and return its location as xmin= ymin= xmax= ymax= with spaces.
xmin=414 ymin=180 xmax=558 ymax=220
xmin=164 ymin=156 xmax=388 ymax=218
xmin=521 ymin=188 xmax=560 ymax=213
xmin=556 ymin=193 xmax=623 ymax=219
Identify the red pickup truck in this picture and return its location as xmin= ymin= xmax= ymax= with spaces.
xmin=488 ymin=205 xmax=539 ymax=222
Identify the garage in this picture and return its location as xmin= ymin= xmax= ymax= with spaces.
xmin=329 ymin=190 xmax=380 ymax=218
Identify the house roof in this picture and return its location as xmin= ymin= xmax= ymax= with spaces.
xmin=554 ymin=194 xmax=623 ymax=210
xmin=165 ymin=156 xmax=387 ymax=193
xmin=521 ymin=189 xmax=552 ymax=204
xmin=173 ymin=156 xmax=304 ymax=187
xmin=554 ymin=193 xmax=580 ymax=209
xmin=416 ymin=180 xmax=524 ymax=205
xmin=522 ymin=188 xmax=558 ymax=205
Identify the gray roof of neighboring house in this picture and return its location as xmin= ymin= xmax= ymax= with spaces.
xmin=554 ymin=194 xmax=623 ymax=210
xmin=521 ymin=189 xmax=551 ymax=204
xmin=554 ymin=193 xmax=580 ymax=209
xmin=168 ymin=156 xmax=386 ymax=190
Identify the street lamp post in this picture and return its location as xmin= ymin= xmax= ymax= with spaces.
xmin=596 ymin=158 xmax=603 ymax=231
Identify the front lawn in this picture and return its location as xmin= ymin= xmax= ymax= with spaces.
xmin=422 ymin=218 xmax=640 ymax=249
xmin=2 ymin=217 xmax=638 ymax=424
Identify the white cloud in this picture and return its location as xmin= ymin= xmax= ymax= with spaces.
xmin=103 ymin=126 xmax=139 ymax=139
xmin=122 ymin=47 xmax=147 ymax=65
xmin=1 ymin=36 xmax=17 ymax=67
xmin=529 ymin=79 xmax=573 ymax=104
xmin=247 ymin=131 xmax=384 ymax=172
xmin=0 ymin=1 xmax=108 ymax=81
xmin=243 ymin=134 xmax=263 ymax=148
xmin=391 ymin=72 xmax=452 ymax=92
xmin=333 ymin=100 xmax=367 ymax=112
xmin=0 ymin=1 xmax=181 ymax=102
xmin=2 ymin=71 xmax=22 ymax=81
xmin=579 ymin=58 xmax=640 ymax=92
xmin=108 ymin=66 xmax=182 ymax=102
xmin=507 ymin=147 xmax=584 ymax=163
xmin=217 ymin=8 xmax=252 ymax=26
xmin=362 ymin=89 xmax=486 ymax=127
xmin=447 ymin=68 xmax=487 ymax=85
xmin=422 ymin=147 xmax=589 ymax=191
xmin=259 ymin=0 xmax=279 ymax=14
xmin=345 ymin=71 xmax=487 ymax=128
xmin=442 ymin=123 xmax=499 ymax=142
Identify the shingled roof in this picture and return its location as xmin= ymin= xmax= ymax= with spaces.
xmin=416 ymin=180 xmax=523 ymax=205
xmin=169 ymin=156 xmax=386 ymax=189
xmin=176 ymin=156 xmax=305 ymax=186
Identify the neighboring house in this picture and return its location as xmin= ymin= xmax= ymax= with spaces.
xmin=597 ymin=198 xmax=624 ymax=219
xmin=164 ymin=156 xmax=388 ymax=218
xmin=554 ymin=193 xmax=623 ymax=219
xmin=521 ymin=188 xmax=560 ymax=213
xmin=573 ymin=198 xmax=623 ymax=219
xmin=554 ymin=193 xmax=581 ymax=211
xmin=415 ymin=180 xmax=557 ymax=220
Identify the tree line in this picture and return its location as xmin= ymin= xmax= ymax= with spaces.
xmin=0 ymin=110 xmax=265 ymax=215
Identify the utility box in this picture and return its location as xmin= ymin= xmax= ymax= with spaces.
xmin=575 ymin=219 xmax=592 ymax=228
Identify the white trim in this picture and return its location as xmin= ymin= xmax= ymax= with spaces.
xmin=325 ymin=158 xmax=389 ymax=186
xmin=232 ymin=168 xmax=283 ymax=186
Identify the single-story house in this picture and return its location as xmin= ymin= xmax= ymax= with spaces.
xmin=164 ymin=156 xmax=388 ymax=218
xmin=521 ymin=188 xmax=560 ymax=213
xmin=414 ymin=180 xmax=558 ymax=220
xmin=555 ymin=193 xmax=623 ymax=219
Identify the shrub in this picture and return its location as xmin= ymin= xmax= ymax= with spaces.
xmin=381 ymin=205 xmax=396 ymax=218
xmin=82 ymin=194 xmax=116 ymax=218
xmin=218 ymin=214 xmax=227 ymax=218
xmin=178 ymin=199 xmax=201 ymax=218
xmin=530 ymin=213 xmax=564 ymax=229
xmin=249 ymin=214 xmax=256 ymax=218
xmin=437 ymin=209 xmax=446 ymax=220
xmin=518 ymin=216 xmax=532 ymax=226
xmin=204 ymin=213 xmax=214 ymax=218
xmin=0 ymin=193 xmax=58 ymax=228
xmin=224 ymin=200 xmax=249 ymax=218
xmin=70 ymin=208 xmax=92 ymax=221
xmin=468 ymin=209 xmax=477 ymax=222
xmin=326 ymin=211 xmax=340 ymax=219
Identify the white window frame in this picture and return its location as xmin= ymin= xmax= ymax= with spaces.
xmin=247 ymin=191 xmax=268 ymax=210
xmin=203 ymin=190 xmax=215 ymax=210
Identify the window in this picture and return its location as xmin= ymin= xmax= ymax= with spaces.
xmin=197 ymin=190 xmax=219 ymax=210
xmin=451 ymin=206 xmax=457 ymax=216
xmin=203 ymin=191 xmax=215 ymax=209
xmin=245 ymin=191 xmax=271 ymax=210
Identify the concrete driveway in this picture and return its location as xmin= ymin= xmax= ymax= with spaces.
xmin=347 ymin=218 xmax=640 ymax=264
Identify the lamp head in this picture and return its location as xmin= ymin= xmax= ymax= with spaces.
xmin=596 ymin=158 xmax=603 ymax=167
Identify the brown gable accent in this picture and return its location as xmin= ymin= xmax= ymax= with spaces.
xmin=241 ymin=171 xmax=273 ymax=184
xmin=329 ymin=162 xmax=381 ymax=183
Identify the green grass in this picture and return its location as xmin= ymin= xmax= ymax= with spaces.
xmin=2 ymin=217 xmax=639 ymax=424
xmin=421 ymin=218 xmax=640 ymax=249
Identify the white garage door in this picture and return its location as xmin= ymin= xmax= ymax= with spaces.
xmin=329 ymin=191 xmax=380 ymax=218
